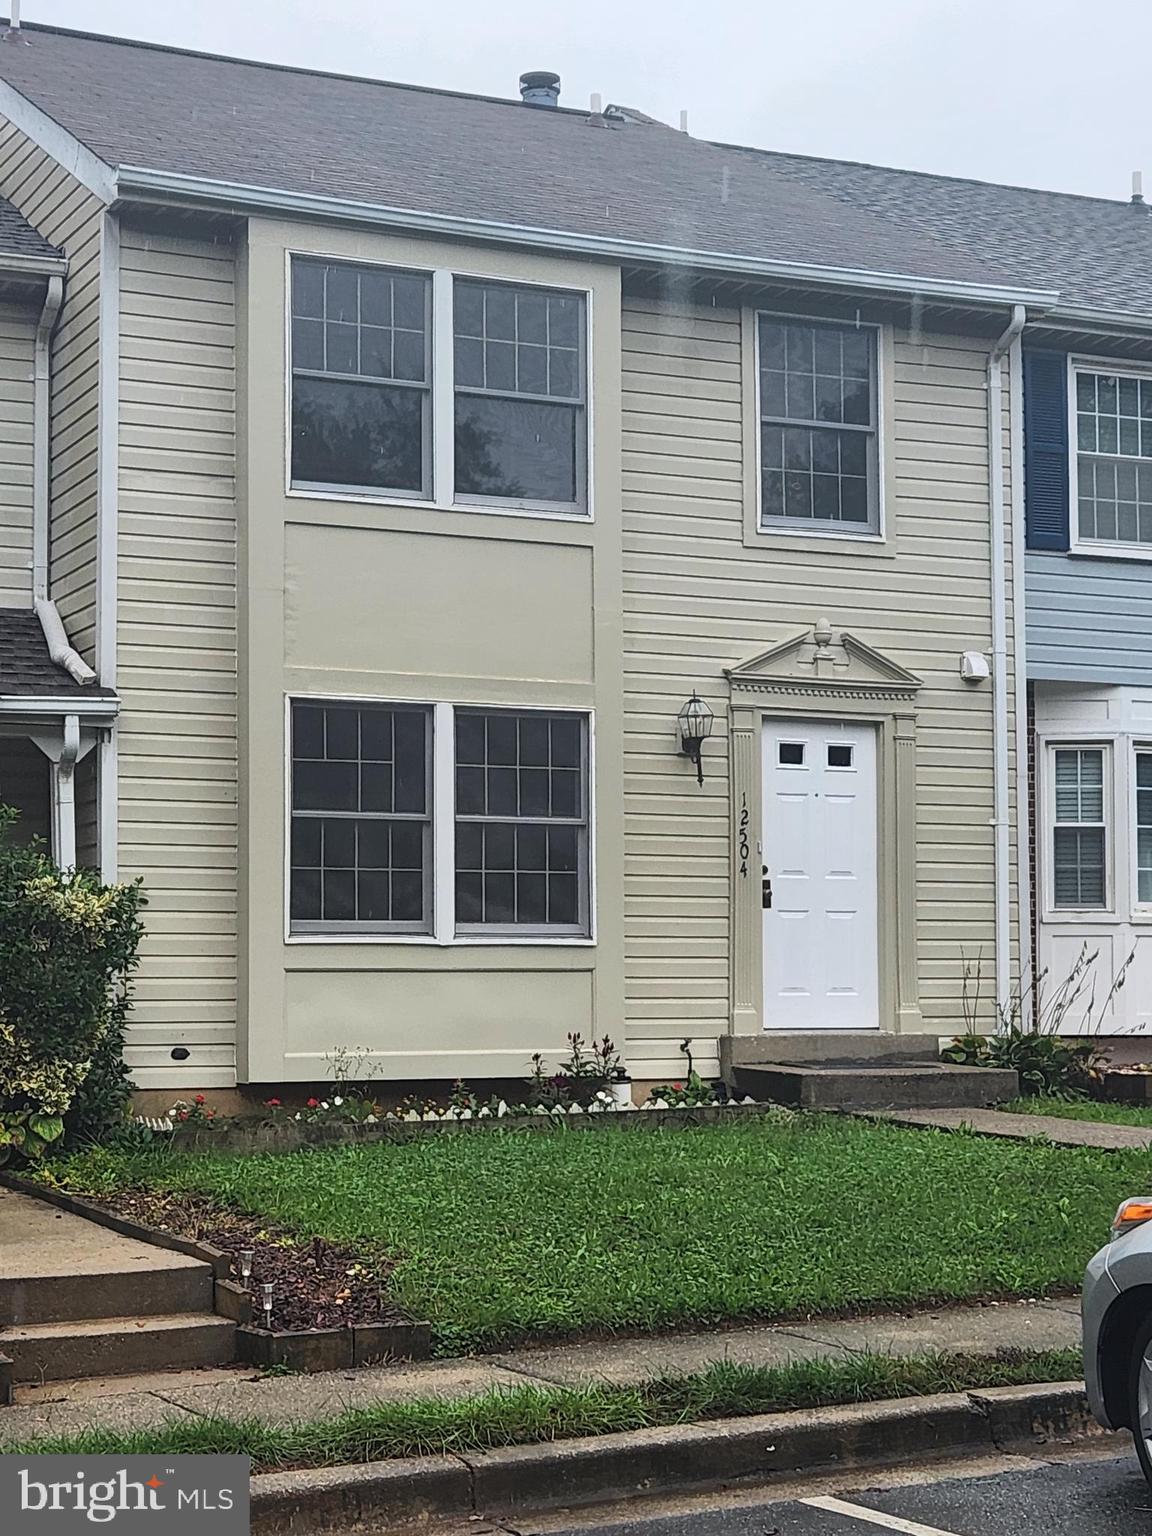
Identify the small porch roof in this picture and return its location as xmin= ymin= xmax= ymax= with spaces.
xmin=0 ymin=609 xmax=117 ymax=714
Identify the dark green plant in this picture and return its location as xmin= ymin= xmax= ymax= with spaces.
xmin=0 ymin=805 xmax=145 ymax=1163
xmin=942 ymin=1029 xmax=1105 ymax=1097
xmin=949 ymin=944 xmax=1131 ymax=1099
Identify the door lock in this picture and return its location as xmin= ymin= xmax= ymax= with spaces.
xmin=762 ymin=865 xmax=772 ymax=910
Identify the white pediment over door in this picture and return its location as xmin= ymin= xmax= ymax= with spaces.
xmin=725 ymin=618 xmax=922 ymax=701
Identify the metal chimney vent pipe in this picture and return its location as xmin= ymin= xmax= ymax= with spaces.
xmin=520 ymin=71 xmax=560 ymax=108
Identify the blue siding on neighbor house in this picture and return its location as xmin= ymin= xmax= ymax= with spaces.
xmin=1026 ymin=550 xmax=1152 ymax=684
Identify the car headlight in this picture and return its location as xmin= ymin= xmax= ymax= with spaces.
xmin=1112 ymin=1198 xmax=1152 ymax=1240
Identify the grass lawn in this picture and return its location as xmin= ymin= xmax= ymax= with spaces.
xmin=1004 ymin=1096 xmax=1152 ymax=1129
xmin=0 ymin=1350 xmax=1080 ymax=1467
xmin=54 ymin=1114 xmax=1149 ymax=1353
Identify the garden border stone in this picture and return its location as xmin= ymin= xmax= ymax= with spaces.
xmin=1103 ymin=1069 xmax=1152 ymax=1105
xmin=167 ymin=1100 xmax=775 ymax=1155
xmin=0 ymin=1170 xmax=430 ymax=1371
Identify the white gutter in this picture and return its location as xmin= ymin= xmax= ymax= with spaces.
xmin=1008 ymin=329 xmax=1032 ymax=1001
xmin=0 ymin=251 xmax=68 ymax=278
xmin=988 ymin=304 xmax=1027 ymax=1020
xmin=35 ymin=596 xmax=96 ymax=685
xmin=31 ymin=272 xmax=62 ymax=600
xmin=113 ymin=164 xmax=1060 ymax=311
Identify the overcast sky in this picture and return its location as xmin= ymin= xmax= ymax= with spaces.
xmin=20 ymin=0 xmax=1152 ymax=201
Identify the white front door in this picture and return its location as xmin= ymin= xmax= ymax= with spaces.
xmin=762 ymin=719 xmax=879 ymax=1030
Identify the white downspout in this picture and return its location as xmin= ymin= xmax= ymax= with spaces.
xmin=989 ymin=304 xmax=1026 ymax=1020
xmin=1008 ymin=330 xmax=1032 ymax=997
xmin=32 ymin=273 xmax=62 ymax=601
xmin=35 ymin=595 xmax=96 ymax=684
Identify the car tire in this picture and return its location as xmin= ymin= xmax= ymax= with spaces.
xmin=1129 ymin=1314 xmax=1152 ymax=1486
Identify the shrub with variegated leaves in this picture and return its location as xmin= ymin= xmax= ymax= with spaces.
xmin=0 ymin=806 xmax=144 ymax=1163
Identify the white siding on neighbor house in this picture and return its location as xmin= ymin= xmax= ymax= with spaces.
xmin=116 ymin=224 xmax=238 ymax=1089
xmin=0 ymin=300 xmax=36 ymax=606
xmin=620 ymin=296 xmax=1016 ymax=1078
xmin=0 ymin=118 xmax=104 ymax=660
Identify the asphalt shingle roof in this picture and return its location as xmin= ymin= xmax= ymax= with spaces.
xmin=4 ymin=25 xmax=1151 ymax=318
xmin=0 ymin=195 xmax=59 ymax=261
xmin=0 ymin=610 xmax=114 ymax=698
xmin=752 ymin=149 xmax=1152 ymax=321
xmin=0 ymin=23 xmax=1023 ymax=297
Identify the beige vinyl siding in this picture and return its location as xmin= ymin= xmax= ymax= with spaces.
xmin=0 ymin=300 xmax=35 ymax=605
xmin=117 ymin=224 xmax=238 ymax=1089
xmin=621 ymin=296 xmax=1008 ymax=1076
xmin=0 ymin=119 xmax=104 ymax=659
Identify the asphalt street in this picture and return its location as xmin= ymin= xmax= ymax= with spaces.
xmin=455 ymin=1443 xmax=1152 ymax=1536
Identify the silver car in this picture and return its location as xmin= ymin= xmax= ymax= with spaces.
xmin=1084 ymin=1197 xmax=1152 ymax=1483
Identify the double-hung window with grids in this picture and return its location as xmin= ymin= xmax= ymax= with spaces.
xmin=291 ymin=259 xmax=431 ymax=497
xmin=290 ymin=702 xmax=432 ymax=933
xmin=758 ymin=315 xmax=879 ymax=533
xmin=1074 ymin=366 xmax=1152 ymax=550
xmin=453 ymin=280 xmax=587 ymax=510
xmin=454 ymin=710 xmax=588 ymax=934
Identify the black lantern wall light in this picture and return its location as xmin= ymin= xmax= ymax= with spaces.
xmin=677 ymin=693 xmax=714 ymax=786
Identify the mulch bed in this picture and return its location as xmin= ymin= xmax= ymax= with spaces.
xmin=89 ymin=1188 xmax=409 ymax=1332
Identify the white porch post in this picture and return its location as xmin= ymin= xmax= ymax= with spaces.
xmin=50 ymin=713 xmax=80 ymax=869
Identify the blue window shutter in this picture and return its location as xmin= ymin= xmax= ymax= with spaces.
xmin=1024 ymin=349 xmax=1069 ymax=551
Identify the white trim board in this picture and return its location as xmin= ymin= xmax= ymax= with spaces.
xmin=0 ymin=78 xmax=116 ymax=203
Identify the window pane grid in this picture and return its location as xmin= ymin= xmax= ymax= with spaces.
xmin=455 ymin=711 xmax=588 ymax=931
xmin=291 ymin=258 xmax=430 ymax=496
xmin=453 ymin=280 xmax=586 ymax=507
xmin=759 ymin=316 xmax=877 ymax=530
xmin=1051 ymin=747 xmax=1106 ymax=909
xmin=1075 ymin=368 xmax=1152 ymax=546
xmin=291 ymin=702 xmax=430 ymax=931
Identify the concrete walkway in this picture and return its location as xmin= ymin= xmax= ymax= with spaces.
xmin=871 ymin=1107 xmax=1152 ymax=1150
xmin=0 ymin=1187 xmax=207 ymax=1287
xmin=0 ymin=1296 xmax=1080 ymax=1444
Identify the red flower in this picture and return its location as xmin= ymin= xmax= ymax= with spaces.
xmin=194 ymin=1094 xmax=206 ymax=1105
xmin=265 ymin=1097 xmax=281 ymax=1108
xmin=176 ymin=1110 xmax=189 ymax=1122
xmin=306 ymin=1097 xmax=320 ymax=1109
xmin=672 ymin=1083 xmax=683 ymax=1091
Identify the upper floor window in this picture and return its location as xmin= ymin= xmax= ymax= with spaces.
xmin=289 ymin=258 xmax=589 ymax=515
xmin=454 ymin=280 xmax=586 ymax=511
xmin=291 ymin=260 xmax=431 ymax=497
xmin=1074 ymin=367 xmax=1152 ymax=549
xmin=758 ymin=316 xmax=878 ymax=534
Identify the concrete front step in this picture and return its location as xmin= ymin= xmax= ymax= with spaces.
xmin=1 ymin=1313 xmax=237 ymax=1383
xmin=732 ymin=1061 xmax=1019 ymax=1111
xmin=0 ymin=1260 xmax=214 ymax=1328
xmin=722 ymin=1033 xmax=951 ymax=1072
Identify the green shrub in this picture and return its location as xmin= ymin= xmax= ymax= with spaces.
xmin=0 ymin=806 xmax=145 ymax=1163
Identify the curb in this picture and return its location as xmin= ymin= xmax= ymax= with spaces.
xmin=249 ymin=1380 xmax=1100 ymax=1532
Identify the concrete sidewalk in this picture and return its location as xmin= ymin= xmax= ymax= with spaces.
xmin=872 ymin=1107 xmax=1152 ymax=1150
xmin=0 ymin=1295 xmax=1080 ymax=1444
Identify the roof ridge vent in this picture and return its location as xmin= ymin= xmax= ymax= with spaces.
xmin=519 ymin=70 xmax=560 ymax=108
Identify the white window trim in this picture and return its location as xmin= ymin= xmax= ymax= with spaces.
xmin=752 ymin=307 xmax=887 ymax=543
xmin=1067 ymin=352 xmax=1152 ymax=563
xmin=282 ymin=693 xmax=597 ymax=947
xmin=1130 ymin=740 xmax=1152 ymax=916
xmin=283 ymin=250 xmax=595 ymax=523
xmin=1042 ymin=738 xmax=1114 ymax=920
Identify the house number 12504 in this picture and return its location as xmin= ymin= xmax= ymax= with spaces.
xmin=738 ymin=793 xmax=750 ymax=877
